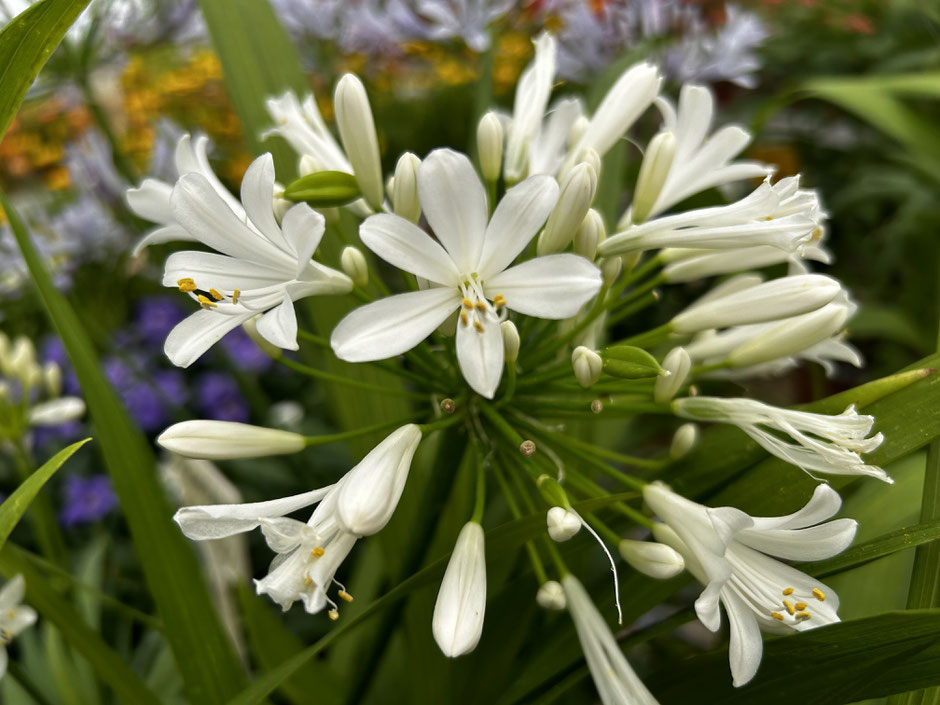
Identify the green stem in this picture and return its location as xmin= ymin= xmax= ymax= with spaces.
xmin=503 ymin=363 xmax=517 ymax=402
xmin=276 ymin=356 xmax=427 ymax=401
xmin=493 ymin=461 xmax=548 ymax=584
xmin=614 ymin=323 xmax=674 ymax=349
xmin=471 ymin=451 xmax=486 ymax=524
xmin=7 ymin=662 xmax=57 ymax=705
xmin=418 ymin=410 xmax=468 ymax=435
xmin=304 ymin=416 xmax=424 ymax=447
xmin=606 ymin=291 xmax=660 ymax=327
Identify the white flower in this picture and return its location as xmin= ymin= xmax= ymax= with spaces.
xmin=416 ymin=0 xmax=513 ymax=52
xmin=331 ymin=148 xmax=602 ymax=398
xmin=660 ymin=241 xmax=831 ymax=283
xmin=158 ymin=151 xmax=352 ymax=367
xmin=644 ymin=482 xmax=855 ymax=686
xmin=264 ymin=90 xmax=351 ymax=175
xmin=0 ymin=575 xmax=37 ymax=681
xmin=673 ymin=396 xmax=889 ymax=482
xmin=433 ymin=521 xmax=487 ymax=657
xmin=562 ymin=574 xmax=660 ymax=705
xmin=157 ymin=420 xmax=306 ymax=460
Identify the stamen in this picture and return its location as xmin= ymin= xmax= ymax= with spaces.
xmin=795 ymin=611 xmax=811 ymax=620
xmin=492 ymin=294 xmax=506 ymax=308
xmin=770 ymin=611 xmax=784 ymax=621
xmin=197 ymin=294 xmax=217 ymax=308
xmin=812 ymin=588 xmax=826 ymax=601
xmin=782 ymin=587 xmax=794 ymax=596
xmin=311 ymin=546 xmax=325 ymax=558
xmin=474 ymin=301 xmax=488 ymax=312
xmin=460 ymin=311 xmax=469 ymax=327
xmin=209 ymin=288 xmax=224 ymax=301
xmin=338 ymin=590 xmax=354 ymax=603
xmin=577 ymin=511 xmax=623 ymax=625
xmin=794 ymin=602 xmax=807 ymax=611
xmin=328 ymin=609 xmax=340 ymax=621
xmin=305 ymin=576 xmax=313 ymax=586
xmin=177 ymin=278 xmax=197 ymax=293
xmin=473 ymin=321 xmax=485 ymax=333
xmin=232 ymin=289 xmax=240 ymax=304
xmin=783 ymin=600 xmax=795 ymax=616
xmin=462 ymin=298 xmax=474 ymax=310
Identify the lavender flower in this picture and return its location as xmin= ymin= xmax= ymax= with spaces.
xmin=105 ymin=357 xmax=186 ymax=432
xmin=219 ymin=327 xmax=273 ymax=374
xmin=134 ymin=297 xmax=188 ymax=349
xmin=195 ymin=372 xmax=249 ymax=423
xmin=60 ymin=475 xmax=119 ymax=527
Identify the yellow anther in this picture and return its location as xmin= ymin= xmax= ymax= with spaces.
xmin=473 ymin=321 xmax=485 ymax=333
xmin=460 ymin=311 xmax=469 ymax=327
xmin=812 ymin=588 xmax=826 ymax=601
xmin=795 ymin=611 xmax=811 ymax=620
xmin=6 ymin=610 xmax=13 ymax=619
xmin=328 ymin=609 xmax=339 ymax=621
xmin=305 ymin=577 xmax=313 ymax=586
xmin=177 ymin=278 xmax=197 ymax=292
xmin=783 ymin=600 xmax=795 ymax=615
xmin=232 ymin=289 xmax=240 ymax=304
xmin=209 ymin=288 xmax=223 ymax=301
xmin=197 ymin=295 xmax=217 ymax=308
xmin=462 ymin=298 xmax=474 ymax=310
xmin=782 ymin=587 xmax=794 ymax=596
xmin=770 ymin=611 xmax=784 ymax=621
xmin=492 ymin=293 xmax=506 ymax=308
xmin=311 ymin=546 xmax=325 ymax=558
xmin=795 ymin=602 xmax=807 ymax=611
xmin=338 ymin=590 xmax=354 ymax=603
xmin=474 ymin=301 xmax=488 ymax=312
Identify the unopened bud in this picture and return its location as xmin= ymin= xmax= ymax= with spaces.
xmin=243 ymin=316 xmax=282 ymax=359
xmin=728 ymin=303 xmax=850 ymax=369
xmin=602 ymin=345 xmax=663 ymax=379
xmin=571 ymin=346 xmax=602 ymax=388
xmin=618 ymin=539 xmax=685 ymax=579
xmin=547 ymin=506 xmax=581 ymax=542
xmin=8 ymin=336 xmax=35 ymax=380
xmin=669 ymin=422 xmax=698 ymax=460
xmin=158 ymin=420 xmax=306 ymax=459
xmin=573 ymin=209 xmax=605 ymax=260
xmin=631 ymin=131 xmax=675 ymax=224
xmin=654 ymin=347 xmax=691 ymax=403
xmin=282 ymin=170 xmax=361 ymax=207
xmin=579 ymin=148 xmax=601 ymax=180
xmin=273 ymin=183 xmax=292 ymax=223
xmin=536 ymin=580 xmax=566 ymax=610
xmin=341 ymin=246 xmax=369 ymax=288
xmin=43 ymin=362 xmax=62 ymax=397
xmin=477 ymin=111 xmax=504 ymax=182
xmin=440 ymin=398 xmax=456 ymax=414
xmin=392 ymin=152 xmax=421 ymax=223
xmin=620 ymin=251 xmax=642 ymax=275
xmin=501 ymin=320 xmax=520 ymax=363
xmin=520 ymin=439 xmax=537 ymax=457
xmin=569 ymin=115 xmax=590 ymax=148
xmin=599 ymin=256 xmax=622 ymax=286
xmin=536 ymin=474 xmax=568 ymax=507
xmin=537 ymin=163 xmax=597 ymax=255
xmin=334 ymin=74 xmax=383 ymax=210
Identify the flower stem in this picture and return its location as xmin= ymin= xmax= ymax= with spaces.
xmin=276 ymin=356 xmax=427 ymax=401
xmin=304 ymin=416 xmax=423 ymax=447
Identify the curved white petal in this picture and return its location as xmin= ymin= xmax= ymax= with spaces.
xmin=165 ymin=308 xmax=254 ymax=368
xmin=477 ymin=175 xmax=559 ymax=278
xmin=723 ymin=589 xmax=764 ymax=687
xmin=28 ymin=397 xmax=86 ymax=426
xmin=174 ymin=134 xmax=246 ymax=217
xmin=164 ymin=251 xmax=290 ymax=291
xmin=418 ymin=149 xmax=487 ymax=272
xmin=486 ymin=254 xmax=602 ymax=319
xmin=360 ymin=213 xmax=460 ymax=285
xmin=694 ymin=577 xmax=725 ymax=631
xmin=281 ymin=203 xmax=326 ymax=277
xmin=126 ymin=178 xmax=173 ymax=223
xmin=256 ymin=295 xmax=299 ymax=351
xmin=132 ymin=225 xmax=197 ymax=256
xmin=736 ymin=518 xmax=857 ymax=562
xmin=241 ymin=153 xmax=291 ymax=252
xmin=258 ymin=517 xmax=307 ymax=552
xmin=455 ymin=313 xmax=504 ymax=399
xmin=504 ymin=31 xmax=557 ymax=182
xmin=747 ymin=484 xmax=843 ymax=531
xmin=331 ymin=287 xmax=458 ymax=362
xmin=0 ymin=575 xmax=25 ymax=609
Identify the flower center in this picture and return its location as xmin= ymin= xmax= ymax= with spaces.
xmin=177 ymin=278 xmax=241 ymax=310
xmin=457 ymin=275 xmax=506 ymax=333
xmin=768 ymin=585 xmax=825 ymax=624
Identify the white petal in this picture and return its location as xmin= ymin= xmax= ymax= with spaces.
xmin=126 ymin=178 xmax=173 ymax=223
xmin=477 ymin=175 xmax=559 ymax=278
xmin=748 ymin=484 xmax=843 ymax=531
xmin=165 ymin=309 xmax=254 ymax=368
xmin=485 ymin=254 xmax=602 ymax=319
xmin=331 ymin=287 xmax=458 ymax=362
xmin=737 ymin=519 xmax=857 ymax=561
xmin=241 ymin=153 xmax=291 ymax=252
xmin=418 ymin=149 xmax=487 ymax=271
xmin=28 ymin=397 xmax=85 ymax=426
xmin=256 ymin=295 xmax=299 ymax=351
xmin=281 ymin=203 xmax=326 ymax=278
xmin=723 ymin=590 xmax=764 ymax=687
xmin=359 ymin=213 xmax=460 ymax=285
xmin=0 ymin=647 xmax=6 ymax=680
xmin=456 ymin=313 xmax=504 ymax=399
xmin=164 ymin=251 xmax=290 ymax=291
xmin=174 ymin=134 xmax=246 ymax=217
xmin=694 ymin=577 xmax=725 ymax=631
xmin=0 ymin=575 xmax=25 ymax=609
xmin=258 ymin=517 xmax=307 ymax=552
xmin=132 ymin=225 xmax=197 ymax=256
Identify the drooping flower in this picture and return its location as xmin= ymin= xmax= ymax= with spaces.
xmin=433 ymin=521 xmax=487 ymax=657
xmin=644 ymin=482 xmax=855 ymax=686
xmin=0 ymin=574 xmax=37 ymax=681
xmin=331 ymin=148 xmax=602 ymax=398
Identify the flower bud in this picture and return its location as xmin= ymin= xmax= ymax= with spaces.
xmin=654 ymin=347 xmax=691 ymax=403
xmin=571 ymin=346 xmax=602 ymax=388
xmin=334 ymin=74 xmax=383 ymax=210
xmin=340 ymin=246 xmax=369 ymax=288
xmin=618 ymin=539 xmax=685 ymax=579
xmin=602 ymin=345 xmax=663 ymax=379
xmin=631 ymin=130 xmax=675 ymax=224
xmin=433 ymin=521 xmax=487 ymax=657
xmin=43 ymin=362 xmax=62 ymax=397
xmin=536 ymin=474 xmax=569 ymax=508
xmin=669 ymin=422 xmax=698 ymax=460
xmin=477 ymin=111 xmax=504 ymax=182
xmin=501 ymin=320 xmax=520 ymax=363
xmin=242 ymin=316 xmax=282 ymax=359
xmin=579 ymin=148 xmax=601 ymax=180
xmin=547 ymin=506 xmax=581 ymax=542
xmin=536 ymin=580 xmax=566 ymax=610
xmin=392 ymin=152 xmax=421 ymax=223
xmin=537 ymin=163 xmax=597 ymax=255
xmin=7 ymin=336 xmax=35 ymax=381
xmin=599 ymin=256 xmax=622 ymax=286
xmin=573 ymin=208 xmax=605 ymax=260
xmin=158 ymin=420 xmax=305 ymax=459
xmin=28 ymin=397 xmax=85 ymax=426
xmin=282 ymin=171 xmax=361 ymax=208
xmin=569 ymin=115 xmax=590 ymax=148
xmin=727 ymin=303 xmax=849 ymax=368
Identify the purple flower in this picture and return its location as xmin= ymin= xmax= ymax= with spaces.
xmin=105 ymin=357 xmax=187 ymax=432
xmin=194 ymin=372 xmax=249 ymax=423
xmin=60 ymin=475 xmax=119 ymax=527
xmin=134 ymin=297 xmax=188 ymax=349
xmin=219 ymin=327 xmax=273 ymax=373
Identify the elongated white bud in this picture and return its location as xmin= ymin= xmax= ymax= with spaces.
xmin=43 ymin=362 xmax=62 ymax=397
xmin=7 ymin=336 xmax=35 ymax=381
xmin=501 ymin=320 xmax=520 ymax=363
xmin=599 ymin=256 xmax=622 ymax=286
xmin=654 ymin=347 xmax=691 ymax=403
xmin=547 ymin=506 xmax=581 ymax=542
xmin=728 ymin=302 xmax=850 ymax=368
xmin=572 ymin=346 xmax=602 ymax=388
xmin=158 ymin=421 xmax=305 ymax=460
xmin=28 ymin=397 xmax=85 ymax=426
xmin=538 ymin=162 xmax=597 ymax=255
xmin=433 ymin=521 xmax=487 ymax=657
xmin=392 ymin=152 xmax=421 ymax=223
xmin=669 ymin=422 xmax=699 ymax=460
xmin=632 ymin=130 xmax=675 ymax=224
xmin=579 ymin=148 xmax=601 ymax=181
xmin=340 ymin=246 xmax=369 ymax=288
xmin=574 ymin=208 xmax=605 ymax=260
xmin=619 ymin=539 xmax=685 ymax=579
xmin=334 ymin=74 xmax=383 ymax=210
xmin=477 ymin=112 xmax=504 ymax=182
xmin=536 ymin=580 xmax=566 ymax=610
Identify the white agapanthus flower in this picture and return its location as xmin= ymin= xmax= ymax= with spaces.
xmin=659 ymin=240 xmax=832 ymax=283
xmin=644 ymin=482 xmax=855 ymax=686
xmin=673 ymin=396 xmax=888 ymax=482
xmin=145 ymin=149 xmax=351 ymax=367
xmin=331 ymin=148 xmax=602 ymax=398
xmin=433 ymin=521 xmax=487 ymax=657
xmin=562 ymin=574 xmax=660 ymax=705
xmin=0 ymin=575 xmax=37 ymax=681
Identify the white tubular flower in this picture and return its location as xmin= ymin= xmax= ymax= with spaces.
xmin=334 ymin=74 xmax=384 ymax=210
xmin=654 ymin=347 xmax=691 ymax=403
xmin=158 ymin=420 xmax=306 ymax=460
xmin=159 ymin=151 xmax=352 ymax=367
xmin=0 ymin=574 xmax=37 ymax=680
xmin=661 ymin=242 xmax=831 ymax=283
xmin=639 ymin=85 xmax=772 ymax=221
xmin=335 ymin=424 xmax=422 ymax=536
xmin=644 ymin=482 xmax=855 ymax=687
xmin=504 ymin=31 xmax=557 ymax=183
xmin=538 ymin=161 xmax=598 ymax=255
xmin=572 ymin=346 xmax=602 ymax=388
xmin=27 ymin=396 xmax=85 ymax=426
xmin=536 ymin=580 xmax=566 ymax=610
xmin=433 ymin=521 xmax=487 ymax=657
xmin=331 ymin=148 xmax=602 ymax=398
xmin=630 ymin=130 xmax=676 ymax=225
xmin=603 ymin=178 xmax=820 ymax=257
xmin=673 ymin=396 xmax=889 ymax=482
xmin=477 ymin=111 xmax=504 ymax=182
xmin=547 ymin=506 xmax=582 ymax=541
xmin=618 ymin=539 xmax=685 ymax=579
xmin=671 ymin=274 xmax=843 ymax=334
xmin=392 ymin=152 xmax=422 ymax=223
xmin=562 ymin=574 xmax=660 ymax=705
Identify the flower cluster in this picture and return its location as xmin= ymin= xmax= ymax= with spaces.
xmin=130 ymin=31 xmax=889 ymax=703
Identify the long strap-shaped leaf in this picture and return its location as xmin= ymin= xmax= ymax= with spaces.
xmin=0 ymin=189 xmax=246 ymax=703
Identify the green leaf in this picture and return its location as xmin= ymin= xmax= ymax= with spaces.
xmin=0 ymin=192 xmax=246 ymax=703
xmin=803 ymin=521 xmax=940 ymax=578
xmin=0 ymin=0 xmax=90 ymax=141
xmin=0 ymin=439 xmax=90 ymax=548
xmin=0 ymin=544 xmax=162 ymax=705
